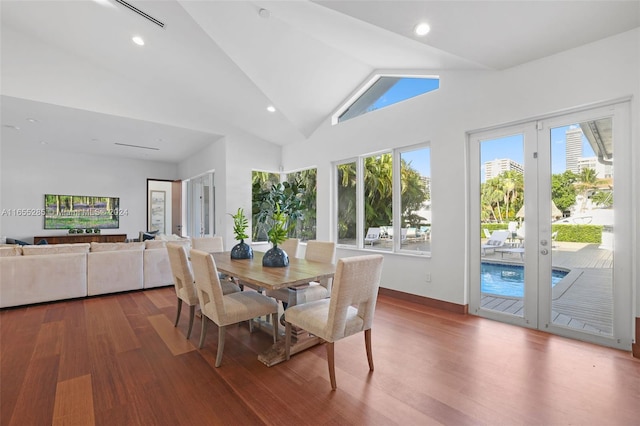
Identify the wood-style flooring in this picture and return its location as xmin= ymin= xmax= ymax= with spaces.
xmin=2 ymin=286 xmax=639 ymax=425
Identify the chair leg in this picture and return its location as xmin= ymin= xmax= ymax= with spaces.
xmin=174 ymin=298 xmax=183 ymax=327
xmin=364 ymin=328 xmax=374 ymax=371
xmin=271 ymin=312 xmax=278 ymax=344
xmin=326 ymin=342 xmax=337 ymax=390
xmin=186 ymin=305 xmax=195 ymax=339
xmin=215 ymin=326 xmax=226 ymax=367
xmin=248 ymin=318 xmax=254 ymax=333
xmin=285 ymin=321 xmax=292 ymax=360
xmin=199 ymin=316 xmax=208 ymax=349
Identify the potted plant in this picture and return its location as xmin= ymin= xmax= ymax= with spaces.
xmin=262 ymin=204 xmax=289 ymax=267
xmin=229 ymin=208 xmax=253 ymax=259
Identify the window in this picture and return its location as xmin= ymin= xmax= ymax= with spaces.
xmin=334 ymin=75 xmax=439 ymax=124
xmin=336 ymin=161 xmax=357 ymax=245
xmin=335 ymin=145 xmax=431 ymax=254
xmin=252 ymin=168 xmax=317 ymax=242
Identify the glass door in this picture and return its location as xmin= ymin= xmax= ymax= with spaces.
xmin=186 ymin=173 xmax=214 ymax=238
xmin=470 ymin=123 xmax=538 ymax=329
xmin=470 ymin=102 xmax=632 ymax=350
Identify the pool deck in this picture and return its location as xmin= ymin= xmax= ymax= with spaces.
xmin=481 ymin=242 xmax=613 ymax=335
xmin=345 ymin=238 xmax=614 ymax=335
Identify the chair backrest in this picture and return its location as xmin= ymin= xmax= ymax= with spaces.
xmin=483 ymin=228 xmax=491 ymax=239
xmin=279 ymin=238 xmax=300 ymax=259
xmin=365 ymin=227 xmax=380 ymax=240
xmin=488 ymin=230 xmax=510 ymax=244
xmin=304 ymin=240 xmax=336 ymax=264
xmin=324 ymin=255 xmax=383 ymax=341
xmin=516 ymin=224 xmax=525 ymax=239
xmin=508 ymin=221 xmax=518 ymax=233
xmin=166 ymin=244 xmax=197 ymax=301
xmin=190 ymin=249 xmax=226 ymax=322
xmin=192 ymin=236 xmax=224 ymax=253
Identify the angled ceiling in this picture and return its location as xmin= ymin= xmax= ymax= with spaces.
xmin=1 ymin=0 xmax=638 ymax=163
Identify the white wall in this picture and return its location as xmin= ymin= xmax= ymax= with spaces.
xmin=0 ymin=143 xmax=178 ymax=242
xmin=282 ymin=29 xmax=639 ymax=313
xmin=178 ymin=133 xmax=281 ymax=251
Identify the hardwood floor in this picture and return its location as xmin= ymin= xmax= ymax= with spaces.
xmin=2 ymin=287 xmax=639 ymax=425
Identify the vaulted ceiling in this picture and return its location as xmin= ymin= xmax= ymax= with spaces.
xmin=2 ymin=1 xmax=638 ymax=162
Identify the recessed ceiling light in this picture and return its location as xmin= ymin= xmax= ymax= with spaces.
xmin=258 ymin=8 xmax=270 ymax=18
xmin=132 ymin=36 xmax=145 ymax=46
xmin=26 ymin=118 xmax=38 ymax=123
xmin=414 ymin=22 xmax=431 ymax=36
xmin=267 ymin=105 xmax=276 ymax=113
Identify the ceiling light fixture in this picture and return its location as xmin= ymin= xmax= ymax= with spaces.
xmin=267 ymin=105 xmax=276 ymax=113
xmin=132 ymin=36 xmax=145 ymax=46
xmin=414 ymin=22 xmax=431 ymax=36
xmin=26 ymin=118 xmax=38 ymax=123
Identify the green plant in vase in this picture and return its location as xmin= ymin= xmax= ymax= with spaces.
xmin=263 ymin=204 xmax=291 ymax=267
xmin=229 ymin=208 xmax=253 ymax=259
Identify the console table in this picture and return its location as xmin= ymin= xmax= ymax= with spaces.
xmin=33 ymin=234 xmax=127 ymax=244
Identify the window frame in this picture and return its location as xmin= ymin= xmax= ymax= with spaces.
xmin=333 ymin=142 xmax=431 ymax=256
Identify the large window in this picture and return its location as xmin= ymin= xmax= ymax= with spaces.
xmin=335 ymin=145 xmax=431 ymax=254
xmin=252 ymin=168 xmax=317 ymax=242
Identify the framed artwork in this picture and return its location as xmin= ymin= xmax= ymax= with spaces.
xmin=149 ymin=190 xmax=166 ymax=233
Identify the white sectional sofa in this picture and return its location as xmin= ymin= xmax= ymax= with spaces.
xmin=0 ymin=239 xmax=191 ymax=308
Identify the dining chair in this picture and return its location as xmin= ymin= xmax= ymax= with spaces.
xmin=279 ymin=238 xmax=300 ymax=259
xmin=266 ymin=240 xmax=336 ymax=307
xmin=167 ymin=244 xmax=240 ymax=339
xmin=192 ymin=236 xmax=224 ymax=253
xmin=284 ymin=254 xmax=384 ymax=390
xmin=190 ymin=249 xmax=279 ymax=367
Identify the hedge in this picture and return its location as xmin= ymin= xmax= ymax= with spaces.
xmin=481 ymin=223 xmax=602 ymax=243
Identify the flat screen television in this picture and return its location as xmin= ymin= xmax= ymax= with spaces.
xmin=44 ymin=194 xmax=120 ymax=229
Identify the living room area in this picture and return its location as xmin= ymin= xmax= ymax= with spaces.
xmin=1 ymin=1 xmax=639 ymax=424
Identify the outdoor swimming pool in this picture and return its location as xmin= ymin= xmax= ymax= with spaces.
xmin=481 ymin=262 xmax=568 ymax=298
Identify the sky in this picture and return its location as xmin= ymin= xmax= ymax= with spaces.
xmin=480 ymin=124 xmax=596 ymax=181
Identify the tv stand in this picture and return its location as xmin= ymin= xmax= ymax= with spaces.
xmin=33 ymin=234 xmax=127 ymax=244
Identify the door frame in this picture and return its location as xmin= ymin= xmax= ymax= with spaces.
xmin=468 ymin=100 xmax=632 ymax=350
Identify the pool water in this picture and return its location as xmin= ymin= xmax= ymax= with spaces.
xmin=481 ymin=263 xmax=568 ymax=298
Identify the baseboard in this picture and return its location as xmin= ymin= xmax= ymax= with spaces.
xmin=633 ymin=317 xmax=640 ymax=359
xmin=379 ymin=287 xmax=468 ymax=314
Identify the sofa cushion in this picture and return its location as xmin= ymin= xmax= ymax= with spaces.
xmin=90 ymin=242 xmax=144 ymax=252
xmin=21 ymin=243 xmax=90 ymax=255
xmin=0 ymin=246 xmax=22 ymax=257
xmin=145 ymin=240 xmax=167 ymax=250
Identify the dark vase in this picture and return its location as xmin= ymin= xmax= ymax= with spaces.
xmin=230 ymin=239 xmax=253 ymax=259
xmin=262 ymin=245 xmax=289 ymax=267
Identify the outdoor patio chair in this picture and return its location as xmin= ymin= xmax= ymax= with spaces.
xmin=481 ymin=230 xmax=510 ymax=255
xmin=364 ymin=227 xmax=381 ymax=246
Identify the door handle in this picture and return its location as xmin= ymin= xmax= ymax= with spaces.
xmin=540 ymin=249 xmax=549 ymax=255
xmin=540 ymin=240 xmax=548 ymax=246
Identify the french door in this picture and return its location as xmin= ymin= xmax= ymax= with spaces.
xmin=186 ymin=173 xmax=215 ymax=238
xmin=469 ymin=102 xmax=632 ymax=350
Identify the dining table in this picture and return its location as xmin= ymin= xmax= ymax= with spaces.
xmin=211 ymin=250 xmax=336 ymax=366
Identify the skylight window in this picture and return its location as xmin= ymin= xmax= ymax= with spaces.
xmin=334 ymin=75 xmax=439 ymax=124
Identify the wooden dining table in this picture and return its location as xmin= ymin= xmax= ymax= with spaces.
xmin=211 ymin=251 xmax=336 ymax=366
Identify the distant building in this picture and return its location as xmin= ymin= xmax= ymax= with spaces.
xmin=484 ymin=158 xmax=524 ymax=181
xmin=566 ymin=126 xmax=583 ymax=174
xmin=577 ymin=156 xmax=613 ymax=178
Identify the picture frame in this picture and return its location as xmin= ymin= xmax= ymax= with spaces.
xmin=149 ymin=190 xmax=166 ymax=233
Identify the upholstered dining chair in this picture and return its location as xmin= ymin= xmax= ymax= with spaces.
xmin=167 ymin=244 xmax=240 ymax=339
xmin=279 ymin=238 xmax=300 ymax=259
xmin=284 ymin=254 xmax=384 ymax=390
xmin=192 ymin=236 xmax=224 ymax=253
xmin=266 ymin=240 xmax=336 ymax=307
xmin=190 ymin=249 xmax=279 ymax=367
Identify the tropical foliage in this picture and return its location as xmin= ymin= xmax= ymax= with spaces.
xmin=480 ymin=170 xmax=524 ymax=223
xmin=251 ymin=173 xmax=309 ymax=242
xmin=336 ymin=153 xmax=430 ymax=239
